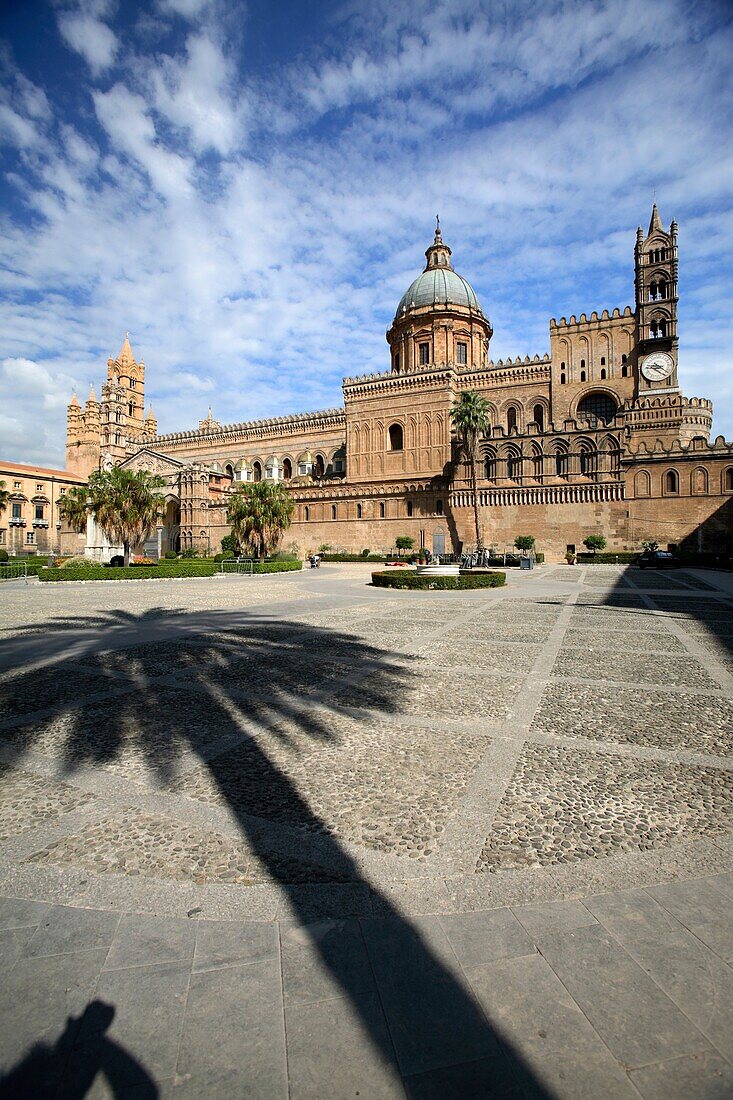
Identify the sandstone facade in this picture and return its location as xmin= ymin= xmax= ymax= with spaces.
xmin=65 ymin=208 xmax=733 ymax=561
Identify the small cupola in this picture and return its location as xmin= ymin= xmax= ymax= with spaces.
xmin=424 ymin=216 xmax=453 ymax=270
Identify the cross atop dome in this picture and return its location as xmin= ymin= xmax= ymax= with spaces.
xmin=424 ymin=216 xmax=453 ymax=271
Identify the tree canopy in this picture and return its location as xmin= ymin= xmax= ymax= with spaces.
xmin=58 ymin=487 xmax=90 ymax=534
xmin=226 ymin=481 xmax=294 ymax=560
xmin=87 ymin=467 xmax=167 ymax=566
xmin=450 ymin=390 xmax=492 ymax=553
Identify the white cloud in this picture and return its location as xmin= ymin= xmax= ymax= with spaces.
xmin=57 ymin=10 xmax=119 ymax=75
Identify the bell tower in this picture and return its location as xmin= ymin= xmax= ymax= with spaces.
xmin=634 ymin=204 xmax=679 ymax=394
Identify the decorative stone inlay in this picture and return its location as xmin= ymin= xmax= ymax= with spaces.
xmin=477 ymin=744 xmax=733 ymax=872
xmin=0 ymin=766 xmax=97 ymax=842
xmin=172 ymin=714 xmax=491 ymax=860
xmin=532 ymin=683 xmax=733 ymax=757
xmin=562 ymin=628 xmax=686 ymax=654
xmin=26 ymin=808 xmax=353 ymax=885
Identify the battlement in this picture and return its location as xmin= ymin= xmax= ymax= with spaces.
xmin=550 ymin=306 xmax=634 ymax=330
xmin=625 ymin=434 xmax=733 ymax=460
xmin=485 ymin=354 xmax=551 ymax=369
xmin=151 ymin=407 xmax=346 ymax=445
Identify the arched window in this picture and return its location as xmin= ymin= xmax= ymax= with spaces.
xmin=506 ymin=407 xmax=517 ymax=433
xmin=388 ymin=423 xmax=404 ymax=451
xmin=580 ymin=371 xmax=586 ymax=382
xmin=356 ymin=503 xmax=362 ymax=518
xmin=331 ymin=504 xmax=337 ymax=519
xmin=634 ymin=470 xmax=651 ymax=497
xmin=406 ymin=499 xmax=413 ymax=517
xmin=532 ymin=404 xmax=544 ymax=431
xmin=314 ymin=454 xmax=326 ymax=478
xmin=282 ymin=458 xmax=292 ymax=480
xmin=580 ymin=358 xmax=585 ymax=370
xmin=379 ymin=501 xmax=385 ymax=518
xmin=664 ymin=469 xmax=679 ymax=495
xmin=691 ymin=467 xmax=708 ymax=495
xmin=577 ymin=392 xmax=617 ymax=425
xmin=484 ymin=450 xmax=496 ymax=481
xmin=600 ymin=368 xmax=606 ymax=380
xmin=128 ymin=402 xmax=134 ymax=417
xmin=650 ymin=320 xmax=667 ymax=339
xmin=622 ymin=364 xmax=628 ymax=378
xmin=506 ymin=449 xmax=522 ymax=481
xmin=304 ymin=506 xmax=310 ymax=521
xmin=555 ymin=446 xmax=569 ymax=479
xmin=531 ymin=446 xmax=543 ymax=480
xmin=579 ymin=445 xmax=596 ymax=478
xmin=252 ymin=461 xmax=262 ymax=482
xmin=560 ymin=372 xmax=566 ymax=385
xmin=600 ymin=357 xmax=606 ymax=366
xmin=435 ymin=499 xmax=443 ymax=515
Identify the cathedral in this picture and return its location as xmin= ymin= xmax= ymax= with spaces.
xmin=65 ymin=206 xmax=733 ymax=561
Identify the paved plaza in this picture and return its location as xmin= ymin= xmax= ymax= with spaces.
xmin=0 ymin=563 xmax=731 ymax=1098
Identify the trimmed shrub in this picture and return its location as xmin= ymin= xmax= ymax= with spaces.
xmin=321 ymin=554 xmax=389 ymax=563
xmin=576 ymin=552 xmax=639 ymax=564
xmin=271 ymin=550 xmax=299 ymax=561
xmin=371 ymin=570 xmax=506 ymax=590
xmin=164 ymin=550 xmax=177 ymax=559
xmin=39 ymin=559 xmax=302 ymax=582
xmin=0 ymin=549 xmax=8 ymax=563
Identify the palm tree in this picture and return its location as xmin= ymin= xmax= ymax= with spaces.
xmin=0 ymin=480 xmax=9 ymax=517
xmin=87 ymin=467 xmax=166 ymax=566
xmin=58 ymin=486 xmax=90 ymax=534
xmin=450 ymin=390 xmax=491 ymax=554
xmin=227 ymin=481 xmax=294 ymax=560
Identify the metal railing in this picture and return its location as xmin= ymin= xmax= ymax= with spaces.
xmin=220 ymin=557 xmax=254 ymax=576
xmin=0 ymin=561 xmax=29 ymax=583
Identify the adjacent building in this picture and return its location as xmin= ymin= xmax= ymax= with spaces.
xmin=0 ymin=461 xmax=87 ymax=556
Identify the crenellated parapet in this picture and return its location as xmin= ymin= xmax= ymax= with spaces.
xmin=550 ymin=307 xmax=634 ymax=330
xmin=150 ymin=407 xmax=346 ymax=449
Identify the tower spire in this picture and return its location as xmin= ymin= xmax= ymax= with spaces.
xmin=648 ymin=203 xmax=663 ymax=235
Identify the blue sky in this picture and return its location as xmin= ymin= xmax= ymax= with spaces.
xmin=1 ymin=0 xmax=732 ymax=465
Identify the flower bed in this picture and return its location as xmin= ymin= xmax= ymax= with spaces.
xmin=371 ymin=570 xmax=506 ymax=590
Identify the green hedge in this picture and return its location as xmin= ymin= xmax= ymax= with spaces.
xmin=321 ymin=554 xmax=391 ymax=562
xmin=38 ymin=559 xmax=303 ymax=582
xmin=576 ymin=552 xmax=639 ymax=564
xmin=371 ymin=570 xmax=506 ymax=590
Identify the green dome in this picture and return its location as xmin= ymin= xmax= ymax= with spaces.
xmin=396 ymin=267 xmax=482 ymax=315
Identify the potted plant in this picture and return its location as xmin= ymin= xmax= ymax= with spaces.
xmin=565 ymin=551 xmax=576 ymax=565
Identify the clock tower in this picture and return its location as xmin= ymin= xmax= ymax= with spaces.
xmin=634 ymin=204 xmax=679 ymax=393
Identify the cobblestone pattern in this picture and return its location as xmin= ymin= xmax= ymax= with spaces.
xmin=25 ymin=808 xmax=351 ymax=885
xmin=0 ymin=666 xmax=114 ymax=718
xmin=477 ymin=743 xmax=733 ymax=872
xmin=562 ymin=628 xmax=686 ymax=654
xmin=552 ymin=649 xmax=719 ymax=688
xmin=173 ymin=714 xmax=491 ymax=860
xmin=5 ymin=689 xmax=232 ymax=784
xmin=334 ymin=668 xmax=522 ymax=721
xmin=422 ymin=640 xmax=541 ymax=674
xmin=532 ymin=682 xmax=733 ymax=757
xmin=0 ymin=766 xmax=97 ymax=842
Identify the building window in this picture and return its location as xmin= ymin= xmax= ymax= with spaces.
xmin=507 ymin=451 xmax=522 ymax=480
xmin=555 ymin=449 xmax=569 ymax=478
xmin=580 ymin=359 xmax=586 ymax=370
xmin=484 ymin=452 xmax=496 ymax=480
xmin=282 ymin=458 xmax=292 ymax=480
xmin=664 ymin=469 xmax=679 ymax=494
xmin=532 ymin=404 xmax=544 ymax=431
xmin=577 ymin=392 xmax=617 ymax=425
xmin=393 ymin=353 xmax=400 ymax=370
xmin=304 ymin=506 xmax=310 ymax=521
xmin=406 ymin=500 xmax=413 ymax=517
xmin=724 ymin=467 xmax=733 ymax=492
xmin=418 ymin=342 xmax=430 ymax=365
xmin=436 ymin=499 xmax=443 ymax=515
xmin=34 ymin=505 xmax=44 ymax=521
xmin=252 ymin=461 xmax=262 ymax=482
xmin=388 ymin=423 xmax=404 ymax=451
xmin=650 ymin=320 xmax=667 ymax=339
xmin=456 ymin=342 xmax=467 ymax=365
xmin=379 ymin=502 xmax=385 ymax=518
xmin=506 ymin=407 xmax=517 ymax=433
xmin=26 ymin=531 xmax=34 ymax=544
xmin=600 ymin=368 xmax=606 ymax=379
xmin=580 ymin=370 xmax=586 ymax=382
xmin=331 ymin=504 xmax=337 ymax=520
xmin=12 ymin=503 xmax=22 ymax=519
xmin=356 ymin=503 xmax=362 ymax=518
xmin=560 ymin=372 xmax=566 ymax=384
xmin=600 ymin=357 xmax=606 ymax=366
xmin=60 ymin=487 xmax=67 ymax=495
xmin=13 ymin=481 xmax=21 ymax=490
xmin=130 ymin=379 xmax=136 ymax=389
xmin=36 ymin=483 xmax=43 ymax=491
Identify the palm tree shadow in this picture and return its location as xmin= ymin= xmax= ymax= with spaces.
xmin=0 ymin=609 xmax=553 ymax=1097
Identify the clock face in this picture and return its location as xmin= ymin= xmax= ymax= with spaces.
xmin=641 ymin=352 xmax=674 ymax=382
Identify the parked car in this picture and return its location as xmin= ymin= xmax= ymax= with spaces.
xmin=637 ymin=550 xmax=681 ymax=569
